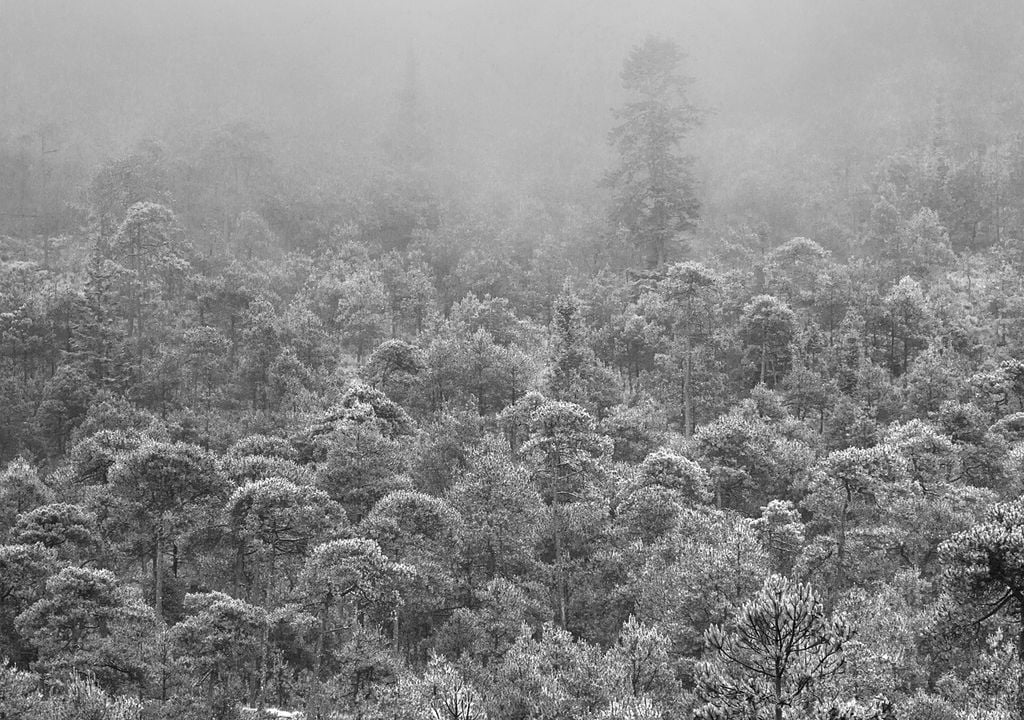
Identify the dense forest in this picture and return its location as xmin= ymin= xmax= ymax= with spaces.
xmin=5 ymin=2 xmax=1024 ymax=719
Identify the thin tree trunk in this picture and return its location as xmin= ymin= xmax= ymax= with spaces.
xmin=160 ymin=630 xmax=168 ymax=703
xmin=683 ymin=331 xmax=694 ymax=438
xmin=760 ymin=339 xmax=767 ymax=386
xmin=774 ymin=664 xmax=784 ymax=720
xmin=831 ymin=490 xmax=850 ymax=611
xmin=154 ymin=523 xmax=164 ymax=620
xmin=256 ymin=621 xmax=269 ymax=712
xmin=553 ymin=504 xmax=567 ymax=629
xmin=309 ymin=603 xmax=328 ymax=717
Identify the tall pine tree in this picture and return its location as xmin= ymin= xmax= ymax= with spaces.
xmin=606 ymin=37 xmax=700 ymax=269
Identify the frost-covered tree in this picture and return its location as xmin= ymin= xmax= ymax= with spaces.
xmin=942 ymin=500 xmax=1024 ymax=720
xmin=697 ymin=575 xmax=853 ymax=720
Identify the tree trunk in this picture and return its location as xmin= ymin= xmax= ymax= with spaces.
xmin=774 ymin=663 xmax=784 ymax=720
xmin=314 ymin=607 xmax=327 ymax=678
xmin=889 ymin=317 xmax=896 ymax=374
xmin=760 ymin=317 xmax=768 ymax=385
xmin=393 ymin=607 xmax=400 ymax=649
xmin=760 ymin=341 xmax=767 ymax=386
xmin=308 ymin=602 xmax=329 ymax=718
xmin=154 ymin=521 xmax=164 ymax=621
xmin=160 ymin=630 xmax=168 ymax=703
xmin=256 ymin=621 xmax=269 ymax=712
xmin=831 ymin=490 xmax=850 ymax=611
xmin=683 ymin=332 xmax=694 ymax=438
xmin=553 ymin=504 xmax=567 ymax=629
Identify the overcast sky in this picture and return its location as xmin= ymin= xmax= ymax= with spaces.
xmin=3 ymin=0 xmax=1022 ymax=192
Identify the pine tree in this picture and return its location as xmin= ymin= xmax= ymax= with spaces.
xmin=697 ymin=575 xmax=853 ymax=720
xmin=107 ymin=441 xmax=223 ymax=621
xmin=739 ymin=295 xmax=796 ymax=388
xmin=606 ymin=37 xmax=700 ymax=269
xmin=941 ymin=500 xmax=1024 ymax=720
xmin=70 ymin=251 xmax=131 ymax=389
xmin=658 ymin=261 xmax=719 ymax=436
xmin=548 ymin=284 xmax=619 ymax=416
xmin=523 ymin=400 xmax=610 ymax=629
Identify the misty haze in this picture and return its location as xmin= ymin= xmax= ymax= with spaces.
xmin=3 ymin=1 xmax=1024 ymax=719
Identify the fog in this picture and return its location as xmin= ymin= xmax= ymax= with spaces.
xmin=3 ymin=0 xmax=1023 ymax=231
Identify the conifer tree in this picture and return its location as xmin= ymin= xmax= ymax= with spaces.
xmin=523 ymin=400 xmax=610 ymax=629
xmin=548 ymin=285 xmax=618 ymax=416
xmin=942 ymin=500 xmax=1024 ymax=720
xmin=658 ymin=261 xmax=719 ymax=436
xmin=697 ymin=575 xmax=852 ymax=720
xmin=606 ymin=37 xmax=700 ymax=268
